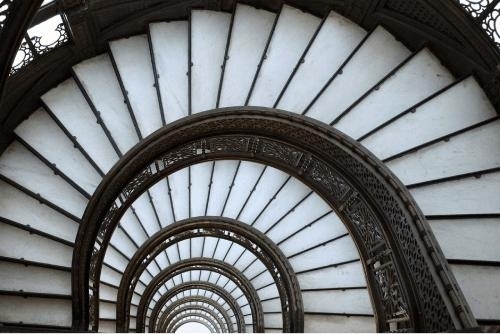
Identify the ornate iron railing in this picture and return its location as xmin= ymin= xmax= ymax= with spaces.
xmin=0 ymin=1 xmax=70 ymax=76
xmin=10 ymin=19 xmax=69 ymax=75
xmin=457 ymin=0 xmax=500 ymax=49
xmin=0 ymin=0 xmax=14 ymax=31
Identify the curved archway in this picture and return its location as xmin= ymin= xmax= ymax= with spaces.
xmin=168 ymin=313 xmax=220 ymax=333
xmin=73 ymin=108 xmax=475 ymax=332
xmin=154 ymin=296 xmax=234 ymax=333
xmin=148 ymin=281 xmax=245 ymax=333
xmin=160 ymin=305 xmax=226 ymax=333
xmin=136 ymin=258 xmax=264 ymax=332
xmin=118 ymin=217 xmax=300 ymax=332
xmin=172 ymin=318 xmax=216 ymax=333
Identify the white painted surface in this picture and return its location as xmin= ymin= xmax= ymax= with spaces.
xmin=100 ymin=284 xmax=118 ymax=301
xmin=237 ymin=166 xmax=289 ymax=223
xmin=451 ymin=265 xmax=500 ymax=319
xmin=251 ymin=174 xmax=311 ymax=233
xmin=219 ymin=4 xmax=276 ymax=107
xmin=336 ymin=49 xmax=454 ymax=138
xmin=410 ymin=172 xmax=500 ymax=215
xmin=190 ymin=10 xmax=231 ymax=113
xmin=0 ymin=224 xmax=73 ymax=267
xmin=149 ymin=21 xmax=189 ymax=123
xmin=0 ymin=262 xmax=71 ymax=294
xmin=273 ymin=210 xmax=346 ymax=253
xmin=306 ymin=26 xmax=410 ymax=124
xmin=206 ymin=160 xmax=239 ymax=216
xmin=429 ymin=218 xmax=500 ymax=262
xmin=361 ymin=77 xmax=497 ymax=159
xmin=99 ymin=301 xmax=116 ymax=319
xmin=0 ymin=142 xmax=87 ymax=218
xmin=110 ymin=35 xmax=163 ymax=137
xmin=42 ymin=78 xmax=118 ymax=172
xmin=0 ymin=296 xmax=72 ymax=326
xmin=264 ymin=313 xmax=283 ymax=328
xmin=297 ymin=261 xmax=367 ymax=289
xmin=304 ymin=314 xmax=375 ymax=332
xmin=73 ymin=54 xmax=139 ymax=153
xmin=98 ymin=320 xmax=116 ymax=333
xmin=169 ymin=169 xmax=190 ymax=220
xmin=302 ymin=289 xmax=373 ymax=314
xmin=248 ymin=5 xmax=321 ymax=107
xmin=387 ymin=120 xmax=500 ymax=184
xmin=278 ymin=11 xmax=366 ymax=113
xmin=0 ymin=180 xmax=78 ymax=242
xmin=288 ymin=237 xmax=359 ymax=272
xmin=190 ymin=162 xmax=212 ymax=217
xmin=222 ymin=161 xmax=265 ymax=219
xmin=15 ymin=108 xmax=102 ymax=194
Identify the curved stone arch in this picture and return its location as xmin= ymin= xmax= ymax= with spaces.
xmin=117 ymin=218 xmax=299 ymax=332
xmin=136 ymin=258 xmax=264 ymax=332
xmin=168 ymin=313 xmax=220 ymax=333
xmin=171 ymin=317 xmax=216 ymax=333
xmin=160 ymin=305 xmax=227 ymax=333
xmin=73 ymin=108 xmax=476 ymax=332
xmin=154 ymin=296 xmax=234 ymax=333
xmin=148 ymin=281 xmax=245 ymax=333
xmin=158 ymin=305 xmax=229 ymax=333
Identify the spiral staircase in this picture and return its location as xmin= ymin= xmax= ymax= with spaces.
xmin=0 ymin=0 xmax=499 ymax=333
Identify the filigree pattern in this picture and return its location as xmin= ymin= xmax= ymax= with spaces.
xmin=77 ymin=111 xmax=474 ymax=332
xmin=0 ymin=0 xmax=13 ymax=30
xmin=482 ymin=3 xmax=500 ymax=47
xmin=457 ymin=0 xmax=500 ymax=49
xmin=10 ymin=39 xmax=35 ymax=75
xmin=458 ymin=0 xmax=494 ymax=17
xmin=31 ymin=22 xmax=69 ymax=55
xmin=10 ymin=22 xmax=69 ymax=75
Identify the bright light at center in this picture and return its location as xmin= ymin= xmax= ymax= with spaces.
xmin=175 ymin=322 xmax=211 ymax=333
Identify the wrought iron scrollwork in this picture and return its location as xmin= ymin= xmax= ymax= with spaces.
xmin=73 ymin=108 xmax=477 ymax=333
xmin=457 ymin=0 xmax=500 ymax=48
xmin=10 ymin=21 xmax=69 ymax=75
xmin=0 ymin=0 xmax=13 ymax=31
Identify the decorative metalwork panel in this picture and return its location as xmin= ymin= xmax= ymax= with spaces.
xmin=482 ymin=3 xmax=500 ymax=47
xmin=458 ymin=0 xmax=495 ymax=17
xmin=0 ymin=0 xmax=13 ymax=31
xmin=73 ymin=109 xmax=477 ymax=333
xmin=10 ymin=18 xmax=69 ymax=75
xmin=456 ymin=0 xmax=500 ymax=48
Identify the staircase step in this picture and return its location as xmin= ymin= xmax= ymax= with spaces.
xmin=429 ymin=218 xmax=500 ymax=262
xmin=219 ymin=4 xmax=276 ymax=107
xmin=335 ymin=48 xmax=454 ymax=138
xmin=109 ymin=35 xmax=162 ymax=138
xmin=149 ymin=21 xmax=189 ymax=123
xmin=190 ymin=10 xmax=231 ymax=113
xmin=73 ymin=54 xmax=139 ymax=154
xmin=451 ymin=265 xmax=500 ymax=320
xmin=0 ymin=142 xmax=87 ymax=218
xmin=387 ymin=120 xmax=500 ymax=185
xmin=0 ymin=261 xmax=71 ymax=295
xmin=302 ymin=289 xmax=373 ymax=315
xmin=0 ymin=295 xmax=72 ymax=327
xmin=42 ymin=79 xmax=118 ymax=173
xmin=306 ymin=26 xmax=410 ymax=123
xmin=0 ymin=181 xmax=78 ymax=242
xmin=277 ymin=11 xmax=366 ymax=112
xmin=361 ymin=76 xmax=497 ymax=159
xmin=410 ymin=171 xmax=500 ymax=215
xmin=304 ymin=314 xmax=375 ymax=332
xmin=15 ymin=108 xmax=102 ymax=193
xmin=0 ymin=223 xmax=73 ymax=267
xmin=248 ymin=5 xmax=321 ymax=107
